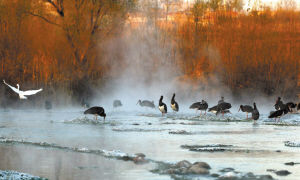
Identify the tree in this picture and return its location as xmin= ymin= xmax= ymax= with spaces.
xmin=30 ymin=0 xmax=136 ymax=76
xmin=208 ymin=0 xmax=222 ymax=11
xmin=225 ymin=0 xmax=244 ymax=12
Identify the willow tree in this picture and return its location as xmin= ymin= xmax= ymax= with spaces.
xmin=30 ymin=0 xmax=135 ymax=76
xmin=28 ymin=0 xmax=136 ymax=102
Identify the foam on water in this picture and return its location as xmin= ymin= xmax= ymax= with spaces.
xmin=0 ymin=170 xmax=47 ymax=180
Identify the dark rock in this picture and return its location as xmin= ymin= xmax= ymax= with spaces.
xmin=174 ymin=160 xmax=192 ymax=168
xmin=266 ymin=169 xmax=276 ymax=172
xmin=187 ymin=166 xmax=209 ymax=175
xmin=211 ymin=173 xmax=220 ymax=177
xmin=192 ymin=162 xmax=211 ymax=169
xmin=275 ymin=170 xmax=291 ymax=176
xmin=220 ymin=168 xmax=235 ymax=172
xmin=169 ymin=130 xmax=192 ymax=135
xmin=259 ymin=175 xmax=274 ymax=180
xmin=285 ymin=162 xmax=300 ymax=166
xmin=275 ymin=150 xmax=281 ymax=152
xmin=132 ymin=123 xmax=140 ymax=125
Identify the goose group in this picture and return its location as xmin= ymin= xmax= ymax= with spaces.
xmin=2 ymin=79 xmax=299 ymax=124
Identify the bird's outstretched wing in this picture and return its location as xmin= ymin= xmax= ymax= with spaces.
xmin=22 ymin=88 xmax=43 ymax=96
xmin=3 ymin=80 xmax=20 ymax=94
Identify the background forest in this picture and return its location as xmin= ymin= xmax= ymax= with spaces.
xmin=0 ymin=0 xmax=299 ymax=107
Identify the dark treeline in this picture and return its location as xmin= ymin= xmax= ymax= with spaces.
xmin=0 ymin=0 xmax=299 ymax=107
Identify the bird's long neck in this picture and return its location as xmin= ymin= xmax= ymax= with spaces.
xmin=171 ymin=94 xmax=175 ymax=103
xmin=253 ymin=104 xmax=257 ymax=110
xmin=159 ymin=97 xmax=163 ymax=104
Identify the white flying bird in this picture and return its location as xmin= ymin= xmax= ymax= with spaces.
xmin=3 ymin=80 xmax=43 ymax=99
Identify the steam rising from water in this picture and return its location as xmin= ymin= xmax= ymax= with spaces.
xmin=92 ymin=20 xmax=284 ymax=114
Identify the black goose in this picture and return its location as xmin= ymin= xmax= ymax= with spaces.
xmin=190 ymin=100 xmax=208 ymax=112
xmin=286 ymin=102 xmax=296 ymax=112
xmin=251 ymin=102 xmax=259 ymax=121
xmin=113 ymin=100 xmax=122 ymax=108
xmin=297 ymin=103 xmax=300 ymax=111
xmin=137 ymin=100 xmax=155 ymax=108
xmin=217 ymin=102 xmax=232 ymax=117
xmin=208 ymin=105 xmax=218 ymax=114
xmin=190 ymin=102 xmax=201 ymax=111
xmin=84 ymin=106 xmax=106 ymax=121
xmin=238 ymin=105 xmax=253 ymax=119
xmin=268 ymin=106 xmax=289 ymax=122
xmin=170 ymin=93 xmax=179 ymax=112
xmin=274 ymin=97 xmax=284 ymax=110
xmin=208 ymin=104 xmax=231 ymax=116
xmin=159 ymin=96 xmax=167 ymax=116
xmin=196 ymin=100 xmax=208 ymax=115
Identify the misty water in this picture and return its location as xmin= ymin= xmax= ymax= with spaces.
xmin=0 ymin=107 xmax=300 ymax=180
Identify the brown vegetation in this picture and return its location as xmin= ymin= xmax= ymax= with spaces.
xmin=0 ymin=0 xmax=299 ymax=106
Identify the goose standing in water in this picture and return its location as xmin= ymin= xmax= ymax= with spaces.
xmin=274 ymin=97 xmax=284 ymax=110
xmin=251 ymin=102 xmax=260 ymax=122
xmin=208 ymin=104 xmax=231 ymax=116
xmin=137 ymin=100 xmax=155 ymax=109
xmin=170 ymin=93 xmax=179 ymax=112
xmin=286 ymin=102 xmax=296 ymax=113
xmin=159 ymin=96 xmax=167 ymax=116
xmin=113 ymin=100 xmax=122 ymax=108
xmin=3 ymin=80 xmax=42 ymax=99
xmin=217 ymin=102 xmax=232 ymax=117
xmin=190 ymin=100 xmax=208 ymax=115
xmin=84 ymin=106 xmax=106 ymax=122
xmin=238 ymin=105 xmax=253 ymax=119
xmin=268 ymin=105 xmax=289 ymax=122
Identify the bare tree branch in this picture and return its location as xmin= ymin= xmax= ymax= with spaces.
xmin=27 ymin=12 xmax=62 ymax=27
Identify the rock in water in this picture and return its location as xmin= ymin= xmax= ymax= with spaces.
xmin=187 ymin=164 xmax=210 ymax=174
xmin=174 ymin=160 xmax=192 ymax=168
xmin=192 ymin=162 xmax=211 ymax=169
xmin=275 ymin=170 xmax=291 ymax=176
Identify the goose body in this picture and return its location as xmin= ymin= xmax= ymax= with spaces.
xmin=286 ymin=102 xmax=296 ymax=112
xmin=251 ymin=103 xmax=259 ymax=121
xmin=209 ymin=102 xmax=231 ymax=116
xmin=113 ymin=100 xmax=122 ymax=108
xmin=218 ymin=102 xmax=232 ymax=111
xmin=190 ymin=100 xmax=208 ymax=115
xmin=170 ymin=93 xmax=179 ymax=112
xmin=159 ymin=96 xmax=167 ymax=116
xmin=137 ymin=100 xmax=155 ymax=108
xmin=268 ymin=106 xmax=289 ymax=122
xmin=208 ymin=105 xmax=218 ymax=114
xmin=238 ymin=105 xmax=253 ymax=119
xmin=3 ymin=80 xmax=42 ymax=99
xmin=84 ymin=106 xmax=106 ymax=121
